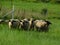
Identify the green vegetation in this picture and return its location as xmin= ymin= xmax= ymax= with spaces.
xmin=0 ymin=0 xmax=60 ymax=3
xmin=0 ymin=19 xmax=60 ymax=45
xmin=0 ymin=1 xmax=60 ymax=19
xmin=0 ymin=1 xmax=60 ymax=45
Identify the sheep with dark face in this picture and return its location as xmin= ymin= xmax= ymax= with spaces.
xmin=19 ymin=18 xmax=35 ymax=30
xmin=34 ymin=20 xmax=51 ymax=32
xmin=8 ymin=19 xmax=20 ymax=29
xmin=20 ymin=18 xmax=29 ymax=30
xmin=43 ymin=20 xmax=52 ymax=31
xmin=44 ymin=20 xmax=52 ymax=26
xmin=23 ymin=20 xmax=29 ymax=30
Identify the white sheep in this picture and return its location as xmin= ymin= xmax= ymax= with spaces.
xmin=34 ymin=20 xmax=48 ymax=31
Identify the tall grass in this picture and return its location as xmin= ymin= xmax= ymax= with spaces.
xmin=0 ymin=1 xmax=60 ymax=19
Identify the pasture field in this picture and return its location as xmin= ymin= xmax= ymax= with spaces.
xmin=0 ymin=1 xmax=60 ymax=45
xmin=0 ymin=19 xmax=60 ymax=45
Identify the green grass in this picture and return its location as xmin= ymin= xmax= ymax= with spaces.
xmin=0 ymin=1 xmax=60 ymax=19
xmin=0 ymin=1 xmax=60 ymax=45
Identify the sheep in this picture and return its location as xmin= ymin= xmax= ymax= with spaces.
xmin=8 ymin=19 xmax=20 ymax=29
xmin=20 ymin=18 xmax=29 ymax=30
xmin=19 ymin=18 xmax=34 ymax=30
xmin=20 ymin=18 xmax=35 ymax=30
xmin=33 ymin=20 xmax=51 ymax=32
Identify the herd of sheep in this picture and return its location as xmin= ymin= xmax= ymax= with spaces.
xmin=0 ymin=18 xmax=52 ymax=32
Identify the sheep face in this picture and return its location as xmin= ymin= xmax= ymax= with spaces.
xmin=46 ymin=21 xmax=52 ymax=26
xmin=23 ymin=21 xmax=29 ymax=30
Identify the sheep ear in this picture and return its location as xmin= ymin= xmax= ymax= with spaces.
xmin=49 ymin=22 xmax=52 ymax=24
xmin=46 ymin=21 xmax=52 ymax=24
xmin=48 ymin=21 xmax=52 ymax=24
